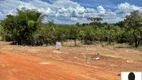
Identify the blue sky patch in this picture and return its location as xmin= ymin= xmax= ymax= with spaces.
xmin=0 ymin=0 xmax=142 ymax=24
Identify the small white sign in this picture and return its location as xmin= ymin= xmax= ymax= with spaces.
xmin=121 ymin=72 xmax=142 ymax=80
xmin=56 ymin=41 xmax=62 ymax=50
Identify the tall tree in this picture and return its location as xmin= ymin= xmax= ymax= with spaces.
xmin=87 ymin=17 xmax=103 ymax=22
xmin=124 ymin=10 xmax=142 ymax=47
xmin=87 ymin=17 xmax=103 ymax=27
xmin=69 ymin=26 xmax=80 ymax=46
xmin=1 ymin=8 xmax=46 ymax=45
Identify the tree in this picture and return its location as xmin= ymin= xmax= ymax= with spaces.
xmin=87 ymin=17 xmax=103 ymax=22
xmin=55 ymin=26 xmax=69 ymax=42
xmin=69 ymin=26 xmax=80 ymax=46
xmin=1 ymin=8 xmax=46 ymax=45
xmin=34 ymin=21 xmax=56 ymax=45
xmin=82 ymin=26 xmax=95 ymax=45
xmin=115 ymin=21 xmax=125 ymax=28
xmin=124 ymin=10 xmax=142 ymax=47
xmin=87 ymin=17 xmax=103 ymax=27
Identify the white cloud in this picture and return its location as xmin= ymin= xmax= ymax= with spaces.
xmin=118 ymin=2 xmax=142 ymax=11
xmin=53 ymin=0 xmax=79 ymax=8
xmin=0 ymin=0 xmax=142 ymax=24
xmin=97 ymin=6 xmax=106 ymax=14
xmin=117 ymin=2 xmax=142 ymax=16
xmin=114 ymin=2 xmax=142 ymax=22
xmin=0 ymin=0 xmax=95 ymax=24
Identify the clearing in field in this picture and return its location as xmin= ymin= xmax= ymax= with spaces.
xmin=0 ymin=41 xmax=141 ymax=80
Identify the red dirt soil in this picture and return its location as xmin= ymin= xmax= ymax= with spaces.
xmin=0 ymin=42 xmax=142 ymax=80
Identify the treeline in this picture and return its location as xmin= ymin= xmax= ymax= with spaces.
xmin=0 ymin=8 xmax=142 ymax=47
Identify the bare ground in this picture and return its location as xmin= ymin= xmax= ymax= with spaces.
xmin=0 ymin=41 xmax=142 ymax=80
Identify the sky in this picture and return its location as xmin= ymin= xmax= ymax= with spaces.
xmin=0 ymin=0 xmax=142 ymax=24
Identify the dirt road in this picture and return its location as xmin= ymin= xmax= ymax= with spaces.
xmin=0 ymin=52 xmax=89 ymax=80
xmin=0 ymin=42 xmax=142 ymax=80
xmin=0 ymin=51 xmax=119 ymax=80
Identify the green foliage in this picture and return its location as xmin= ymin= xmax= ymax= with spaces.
xmin=1 ymin=8 xmax=142 ymax=48
xmin=33 ymin=21 xmax=56 ymax=45
xmin=114 ymin=27 xmax=127 ymax=43
xmin=1 ymin=8 xmax=45 ymax=45
xmin=88 ymin=17 xmax=103 ymax=22
xmin=69 ymin=26 xmax=80 ymax=46
xmin=124 ymin=10 xmax=142 ymax=47
xmin=78 ymin=26 xmax=96 ymax=45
